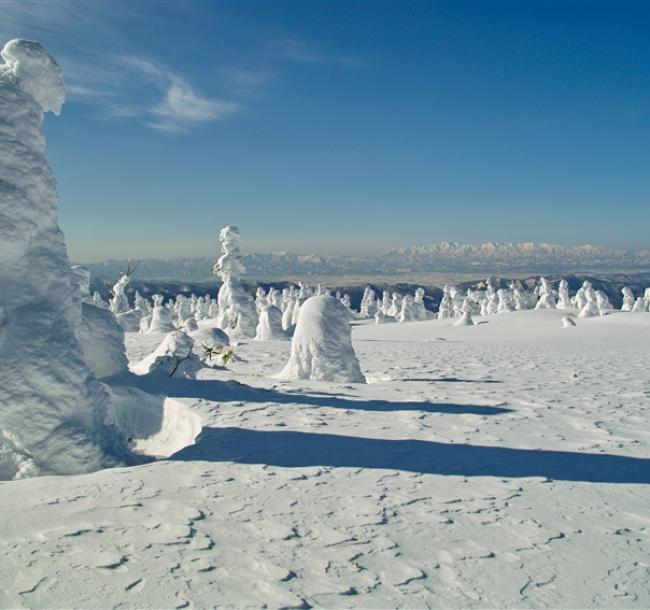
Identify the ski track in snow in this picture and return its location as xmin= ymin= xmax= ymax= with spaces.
xmin=1 ymin=310 xmax=649 ymax=608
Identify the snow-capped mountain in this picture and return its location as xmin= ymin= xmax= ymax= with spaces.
xmin=81 ymin=242 xmax=650 ymax=281
xmin=377 ymin=242 xmax=650 ymax=272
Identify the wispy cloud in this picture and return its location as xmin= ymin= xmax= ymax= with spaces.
xmin=0 ymin=1 xmax=240 ymax=134
xmin=0 ymin=0 xmax=115 ymax=38
xmin=223 ymin=67 xmax=273 ymax=90
xmin=0 ymin=1 xmax=362 ymax=134
xmin=154 ymin=75 xmax=239 ymax=122
xmin=269 ymin=38 xmax=364 ymax=68
xmin=120 ymin=55 xmax=240 ymax=132
xmin=103 ymin=104 xmax=141 ymax=119
xmin=66 ymin=83 xmax=114 ymax=101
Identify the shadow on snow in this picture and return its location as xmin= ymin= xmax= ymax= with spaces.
xmin=171 ymin=426 xmax=650 ymax=484
xmin=123 ymin=373 xmax=511 ymax=416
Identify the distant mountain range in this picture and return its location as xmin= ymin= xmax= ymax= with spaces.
xmin=81 ymin=241 xmax=650 ymax=282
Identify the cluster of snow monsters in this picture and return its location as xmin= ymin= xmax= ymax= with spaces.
xmin=99 ymin=225 xmax=367 ymax=382
xmin=102 ymin=226 xmax=360 ymax=344
xmin=417 ymin=278 xmax=649 ymax=326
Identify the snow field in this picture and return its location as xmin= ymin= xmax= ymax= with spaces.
xmin=1 ymin=309 xmax=648 ymax=608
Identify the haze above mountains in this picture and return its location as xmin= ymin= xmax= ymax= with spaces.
xmin=81 ymin=241 xmax=650 ymax=282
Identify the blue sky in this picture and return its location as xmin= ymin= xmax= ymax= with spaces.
xmin=2 ymin=1 xmax=649 ymax=261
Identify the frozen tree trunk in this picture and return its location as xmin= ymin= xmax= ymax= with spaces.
xmin=0 ymin=39 xmax=128 ymax=479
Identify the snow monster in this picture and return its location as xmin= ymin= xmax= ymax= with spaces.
xmin=0 ymin=39 xmax=129 ymax=479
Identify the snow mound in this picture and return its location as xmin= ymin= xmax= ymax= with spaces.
xmin=276 ymin=296 xmax=365 ymax=383
xmin=183 ymin=317 xmax=199 ymax=332
xmin=562 ymin=315 xmax=577 ymax=327
xmin=132 ymin=331 xmax=202 ymax=378
xmin=190 ymin=326 xmax=230 ymax=351
xmin=453 ymin=311 xmax=475 ymax=326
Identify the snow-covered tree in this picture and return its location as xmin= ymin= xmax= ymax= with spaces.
xmin=595 ymin=290 xmax=612 ymax=315
xmin=255 ymin=287 xmax=268 ymax=313
xmin=195 ymin=296 xmax=210 ymax=321
xmin=398 ymin=295 xmax=415 ymax=322
xmin=578 ymin=291 xmax=599 ymax=318
xmin=388 ymin=292 xmax=402 ymax=318
xmin=556 ymin=280 xmax=572 ymax=310
xmin=147 ymin=294 xmax=176 ymax=333
xmin=535 ymin=277 xmax=556 ymax=310
xmin=268 ymin=287 xmax=283 ymax=309
xmin=573 ymin=281 xmax=592 ymax=310
xmin=450 ymin=286 xmax=464 ymax=317
xmin=374 ymin=309 xmax=388 ymax=324
xmin=134 ymin=291 xmax=151 ymax=316
xmin=360 ymin=286 xmax=378 ymax=318
xmin=0 ymin=39 xmax=129 ymax=478
xmin=254 ymin=304 xmax=288 ymax=340
xmin=380 ymin=290 xmax=391 ymax=315
xmin=462 ymin=289 xmax=481 ymax=315
xmin=282 ymin=289 xmax=297 ymax=331
xmin=621 ymin=287 xmax=635 ymax=312
xmin=92 ymin=291 xmax=108 ymax=309
xmin=109 ymin=261 xmax=139 ymax=315
xmin=438 ymin=285 xmax=454 ymax=319
xmin=174 ymin=295 xmax=192 ymax=323
xmin=213 ymin=225 xmax=258 ymax=340
xmin=481 ymin=291 xmax=498 ymax=315
xmin=276 ymin=296 xmax=365 ymax=382
xmin=412 ymin=287 xmax=429 ymax=320
xmin=109 ymin=275 xmax=130 ymax=315
xmin=497 ymin=288 xmax=515 ymax=313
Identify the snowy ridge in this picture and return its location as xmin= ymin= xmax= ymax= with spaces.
xmin=82 ymin=242 xmax=650 ymax=281
xmin=381 ymin=241 xmax=650 ymax=271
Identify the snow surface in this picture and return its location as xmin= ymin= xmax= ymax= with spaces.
xmin=1 ymin=309 xmax=649 ymax=608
